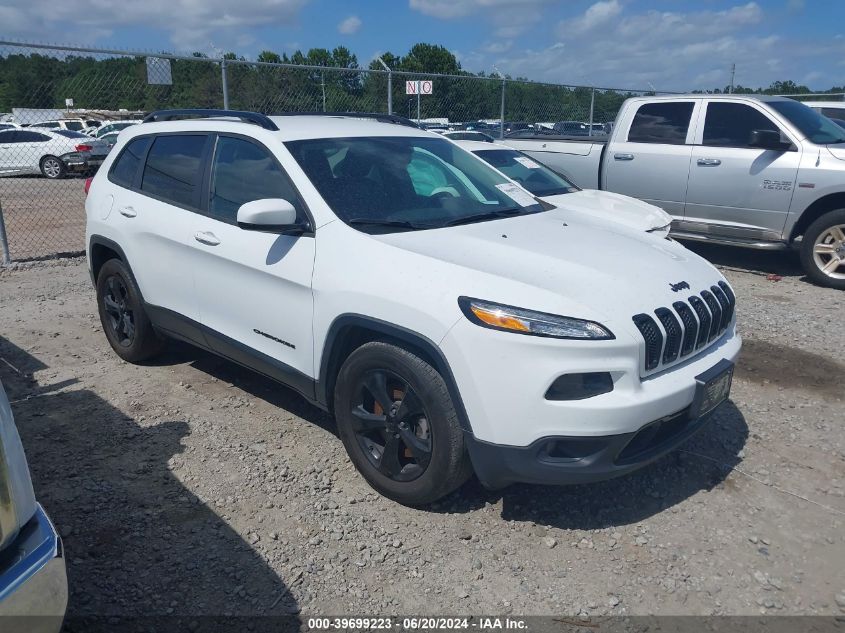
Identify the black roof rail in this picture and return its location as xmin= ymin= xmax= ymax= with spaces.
xmin=142 ymin=109 xmax=279 ymax=131
xmin=273 ymin=111 xmax=419 ymax=128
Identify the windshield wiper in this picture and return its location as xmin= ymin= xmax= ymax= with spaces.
xmin=440 ymin=208 xmax=526 ymax=227
xmin=347 ymin=218 xmax=428 ymax=231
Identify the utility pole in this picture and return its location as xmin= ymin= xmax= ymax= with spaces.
xmin=729 ymin=63 xmax=736 ymax=94
xmin=377 ymin=57 xmax=392 ymax=114
xmin=321 ymin=71 xmax=326 ymax=112
xmin=417 ymin=90 xmax=421 ymax=125
xmin=221 ymin=59 xmax=229 ymax=109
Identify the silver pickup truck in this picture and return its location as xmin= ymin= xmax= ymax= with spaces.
xmin=503 ymin=95 xmax=845 ymax=289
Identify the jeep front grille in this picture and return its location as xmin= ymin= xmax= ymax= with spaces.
xmin=632 ymin=282 xmax=736 ymax=374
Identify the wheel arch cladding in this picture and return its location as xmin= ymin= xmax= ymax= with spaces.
xmin=791 ymin=193 xmax=845 ymax=242
xmin=89 ymin=236 xmax=127 ymax=284
xmin=317 ymin=315 xmax=474 ymax=434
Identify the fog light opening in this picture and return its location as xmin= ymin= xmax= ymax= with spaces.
xmin=544 ymin=372 xmax=613 ymax=401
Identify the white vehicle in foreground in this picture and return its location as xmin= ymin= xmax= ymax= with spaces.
xmin=454 ymin=140 xmax=672 ymax=235
xmin=0 ymin=128 xmax=110 ymax=178
xmin=86 ymin=109 xmax=741 ymax=505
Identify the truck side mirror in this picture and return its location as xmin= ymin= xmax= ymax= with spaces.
xmin=748 ymin=129 xmax=791 ymax=151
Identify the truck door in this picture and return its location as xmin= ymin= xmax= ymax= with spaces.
xmin=684 ymin=100 xmax=800 ymax=241
xmin=602 ymin=100 xmax=698 ymax=219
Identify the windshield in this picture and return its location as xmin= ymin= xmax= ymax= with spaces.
xmin=286 ymin=136 xmax=544 ymax=232
xmin=474 ymin=148 xmax=578 ymax=197
xmin=65 ymin=121 xmax=84 ymax=131
xmin=769 ymin=100 xmax=845 ymax=144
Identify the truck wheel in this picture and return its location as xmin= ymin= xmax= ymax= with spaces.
xmin=799 ymin=209 xmax=845 ymax=290
xmin=96 ymin=258 xmax=165 ymax=362
xmin=40 ymin=155 xmax=66 ymax=179
xmin=333 ymin=341 xmax=472 ymax=506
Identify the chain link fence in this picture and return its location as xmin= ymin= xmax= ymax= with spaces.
xmin=0 ymin=40 xmax=662 ymax=261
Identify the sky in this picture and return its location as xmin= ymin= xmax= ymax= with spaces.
xmin=1 ymin=0 xmax=843 ymax=91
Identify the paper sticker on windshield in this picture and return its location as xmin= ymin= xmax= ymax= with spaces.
xmin=514 ymin=156 xmax=541 ymax=169
xmin=495 ymin=183 xmax=537 ymax=208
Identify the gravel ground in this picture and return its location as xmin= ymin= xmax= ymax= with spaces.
xmin=0 ymin=245 xmax=843 ymax=626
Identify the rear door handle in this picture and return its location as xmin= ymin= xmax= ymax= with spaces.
xmin=614 ymin=153 xmax=634 ymax=161
xmin=194 ymin=231 xmax=220 ymax=246
xmin=118 ymin=206 xmax=137 ymax=218
xmin=697 ymin=158 xmax=721 ymax=166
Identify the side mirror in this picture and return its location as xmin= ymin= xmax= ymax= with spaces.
xmin=236 ymin=199 xmax=309 ymax=235
xmin=749 ymin=129 xmax=790 ymax=151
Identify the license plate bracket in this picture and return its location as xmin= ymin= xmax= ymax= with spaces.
xmin=690 ymin=359 xmax=734 ymax=419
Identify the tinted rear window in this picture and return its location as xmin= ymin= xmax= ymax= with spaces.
xmin=54 ymin=130 xmax=90 ymax=139
xmin=141 ymin=135 xmax=208 ymax=207
xmin=110 ymin=137 xmax=151 ymax=188
xmin=628 ymin=102 xmax=694 ymax=144
xmin=65 ymin=121 xmax=84 ymax=131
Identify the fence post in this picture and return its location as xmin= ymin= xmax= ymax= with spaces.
xmin=588 ymin=87 xmax=595 ymax=137
xmin=221 ymin=59 xmax=230 ymax=109
xmin=499 ymin=78 xmax=506 ymax=140
xmin=376 ymin=57 xmax=393 ymax=115
xmin=0 ymin=199 xmax=11 ymax=265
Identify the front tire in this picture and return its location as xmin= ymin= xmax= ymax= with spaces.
xmin=799 ymin=209 xmax=845 ymax=290
xmin=96 ymin=259 xmax=165 ymax=362
xmin=333 ymin=341 xmax=472 ymax=506
xmin=40 ymin=155 xmax=65 ymax=179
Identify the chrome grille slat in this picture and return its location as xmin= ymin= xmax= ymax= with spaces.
xmin=700 ymin=290 xmax=722 ymax=342
xmin=654 ymin=307 xmax=681 ymax=364
xmin=672 ymin=301 xmax=698 ymax=357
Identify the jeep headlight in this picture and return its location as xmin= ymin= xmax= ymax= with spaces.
xmin=458 ymin=297 xmax=614 ymax=340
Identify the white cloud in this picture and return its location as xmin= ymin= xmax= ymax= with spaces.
xmin=337 ymin=15 xmax=362 ymax=35
xmin=469 ymin=1 xmax=839 ymax=92
xmin=409 ymin=0 xmax=557 ymax=37
xmin=0 ymin=0 xmax=310 ymax=50
xmin=566 ymin=0 xmax=622 ymax=34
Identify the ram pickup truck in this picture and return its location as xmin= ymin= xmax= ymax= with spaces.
xmin=503 ymin=95 xmax=845 ymax=289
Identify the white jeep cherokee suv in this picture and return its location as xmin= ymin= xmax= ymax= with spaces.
xmin=85 ymin=109 xmax=741 ymax=505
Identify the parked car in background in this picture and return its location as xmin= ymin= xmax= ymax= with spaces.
xmin=95 ymin=121 xmax=138 ymax=139
xmin=31 ymin=119 xmax=88 ymax=133
xmin=86 ymin=109 xmax=739 ymax=505
xmin=805 ymin=101 xmax=845 ymax=121
xmin=99 ymin=131 xmax=121 ymax=150
xmin=0 ymin=380 xmax=68 ymax=632
xmin=830 ymin=118 xmax=845 ymax=130
xmin=0 ymin=122 xmax=21 ymax=131
xmin=504 ymin=94 xmax=845 ymax=289
xmin=441 ymin=130 xmax=495 ymax=142
xmin=455 ymin=139 xmax=671 ymax=236
xmin=0 ymin=128 xmax=109 ymax=179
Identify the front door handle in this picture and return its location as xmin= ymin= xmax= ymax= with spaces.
xmin=614 ymin=153 xmax=634 ymax=161
xmin=118 ymin=206 xmax=137 ymax=218
xmin=194 ymin=231 xmax=220 ymax=246
xmin=697 ymin=158 xmax=722 ymax=166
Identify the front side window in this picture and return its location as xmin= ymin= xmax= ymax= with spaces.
xmin=703 ymin=103 xmax=781 ymax=148
xmin=628 ymin=102 xmax=694 ymax=144
xmin=286 ymin=135 xmax=544 ymax=232
xmin=141 ymin=134 xmax=207 ymax=207
xmin=474 ymin=149 xmax=577 ymax=197
xmin=208 ymin=136 xmax=301 ymax=223
xmin=769 ymin=100 xmax=845 ymax=144
xmin=110 ymin=136 xmax=151 ymax=188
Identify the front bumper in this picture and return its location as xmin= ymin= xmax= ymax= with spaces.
xmin=0 ymin=504 xmax=68 ymax=632
xmin=467 ymin=396 xmax=723 ymax=489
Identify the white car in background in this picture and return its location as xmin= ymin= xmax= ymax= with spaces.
xmin=0 ymin=128 xmax=110 ymax=179
xmin=28 ymin=119 xmax=89 ymax=134
xmin=0 ymin=122 xmax=21 ymax=131
xmin=454 ymin=140 xmax=672 ymax=236
xmin=441 ymin=130 xmax=496 ymax=143
xmin=95 ymin=121 xmax=138 ymax=139
xmin=805 ymin=101 xmax=845 ymax=120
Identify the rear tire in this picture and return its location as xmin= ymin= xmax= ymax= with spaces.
xmin=333 ymin=341 xmax=472 ymax=506
xmin=96 ymin=258 xmax=165 ymax=362
xmin=40 ymin=155 xmax=65 ymax=179
xmin=799 ymin=209 xmax=845 ymax=290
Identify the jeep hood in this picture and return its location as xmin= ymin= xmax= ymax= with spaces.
xmin=542 ymin=189 xmax=672 ymax=234
xmin=374 ymin=209 xmax=724 ymax=323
